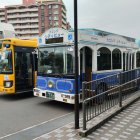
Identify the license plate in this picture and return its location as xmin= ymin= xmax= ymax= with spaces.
xmin=46 ymin=92 xmax=55 ymax=99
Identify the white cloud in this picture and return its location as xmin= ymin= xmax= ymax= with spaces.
xmin=64 ymin=0 xmax=140 ymax=38
xmin=1 ymin=0 xmax=140 ymax=38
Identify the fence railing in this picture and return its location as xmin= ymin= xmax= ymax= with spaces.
xmin=82 ymin=68 xmax=140 ymax=130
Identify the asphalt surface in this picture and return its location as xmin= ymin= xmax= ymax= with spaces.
xmin=0 ymin=92 xmax=74 ymax=139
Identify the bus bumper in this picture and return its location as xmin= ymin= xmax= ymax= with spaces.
xmin=34 ymin=88 xmax=75 ymax=104
xmin=0 ymin=87 xmax=14 ymax=94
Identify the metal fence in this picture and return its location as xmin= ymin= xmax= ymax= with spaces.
xmin=82 ymin=68 xmax=140 ymax=130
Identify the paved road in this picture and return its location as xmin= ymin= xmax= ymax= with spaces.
xmin=35 ymin=99 xmax=140 ymax=140
xmin=0 ymin=92 xmax=74 ymax=139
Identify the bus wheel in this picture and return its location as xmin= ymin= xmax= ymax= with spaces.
xmin=95 ymin=83 xmax=108 ymax=104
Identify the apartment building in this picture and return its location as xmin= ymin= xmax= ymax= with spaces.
xmin=0 ymin=0 xmax=67 ymax=39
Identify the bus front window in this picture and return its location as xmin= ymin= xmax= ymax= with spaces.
xmin=38 ymin=46 xmax=74 ymax=76
xmin=0 ymin=50 xmax=12 ymax=73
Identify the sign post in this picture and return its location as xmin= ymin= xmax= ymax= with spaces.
xmin=74 ymin=0 xmax=79 ymax=129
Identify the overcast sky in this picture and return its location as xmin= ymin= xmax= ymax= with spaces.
xmin=1 ymin=0 xmax=140 ymax=39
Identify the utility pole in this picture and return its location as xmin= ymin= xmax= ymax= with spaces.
xmin=74 ymin=0 xmax=79 ymax=129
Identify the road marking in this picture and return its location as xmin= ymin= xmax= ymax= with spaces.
xmin=0 ymin=112 xmax=73 ymax=140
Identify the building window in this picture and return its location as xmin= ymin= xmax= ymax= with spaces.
xmin=49 ymin=10 xmax=52 ymax=14
xmin=53 ymin=5 xmax=59 ymax=9
xmin=41 ymin=5 xmax=44 ymax=10
xmin=54 ymin=16 xmax=58 ymax=20
xmin=41 ymin=22 xmax=45 ymax=26
xmin=49 ymin=16 xmax=52 ymax=20
xmin=97 ymin=47 xmax=111 ymax=71
xmin=41 ymin=9 xmax=44 ymax=15
xmin=48 ymin=5 xmax=52 ymax=9
xmin=54 ymin=22 xmax=59 ymax=26
xmin=54 ymin=10 xmax=59 ymax=14
xmin=49 ymin=21 xmax=52 ymax=25
xmin=41 ymin=28 xmax=45 ymax=33
xmin=112 ymin=49 xmax=121 ymax=69
xmin=41 ymin=16 xmax=44 ymax=21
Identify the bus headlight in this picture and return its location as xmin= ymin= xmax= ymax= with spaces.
xmin=48 ymin=80 xmax=54 ymax=88
xmin=4 ymin=81 xmax=13 ymax=88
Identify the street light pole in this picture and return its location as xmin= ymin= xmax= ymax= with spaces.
xmin=74 ymin=0 xmax=79 ymax=129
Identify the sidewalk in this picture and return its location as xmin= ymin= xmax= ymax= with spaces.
xmin=35 ymin=93 xmax=140 ymax=140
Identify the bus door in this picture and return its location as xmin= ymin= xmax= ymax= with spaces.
xmin=15 ymin=48 xmax=34 ymax=92
xmin=80 ymin=47 xmax=92 ymax=82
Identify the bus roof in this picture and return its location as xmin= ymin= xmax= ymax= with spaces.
xmin=38 ymin=28 xmax=138 ymax=48
xmin=1 ymin=38 xmax=37 ymax=48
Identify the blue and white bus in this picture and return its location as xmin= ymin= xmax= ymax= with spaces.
xmin=34 ymin=28 xmax=140 ymax=104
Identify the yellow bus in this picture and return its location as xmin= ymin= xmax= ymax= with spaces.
xmin=0 ymin=38 xmax=37 ymax=94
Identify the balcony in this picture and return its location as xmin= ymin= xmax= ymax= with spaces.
xmin=62 ymin=24 xmax=66 ymax=29
xmin=62 ymin=18 xmax=67 ymax=24
xmin=7 ymin=15 xmax=18 ymax=19
xmin=8 ymin=20 xmax=19 ymax=24
xmin=19 ymin=35 xmax=38 ymax=40
xmin=7 ymin=8 xmax=38 ymax=14
xmin=16 ymin=29 xmax=39 ymax=34
xmin=62 ymin=8 xmax=66 ymax=14
xmin=62 ymin=13 xmax=66 ymax=19
xmin=8 ymin=19 xmax=38 ymax=24
xmin=30 ymin=30 xmax=39 ymax=34
xmin=0 ymin=17 xmax=5 ymax=21
xmin=0 ymin=12 xmax=5 ymax=16
xmin=7 ymin=13 xmax=38 ymax=19
xmin=14 ymin=24 xmax=39 ymax=29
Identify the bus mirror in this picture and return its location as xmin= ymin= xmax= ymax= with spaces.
xmin=4 ymin=44 xmax=10 ymax=48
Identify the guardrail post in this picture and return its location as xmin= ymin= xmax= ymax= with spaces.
xmin=136 ymin=69 xmax=139 ymax=90
xmin=82 ymin=82 xmax=86 ymax=130
xmin=119 ymin=72 xmax=122 ymax=107
xmin=82 ymin=82 xmax=85 ymax=101
xmin=83 ymin=101 xmax=86 ymax=130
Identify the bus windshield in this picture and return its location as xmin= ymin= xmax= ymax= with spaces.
xmin=38 ymin=46 xmax=74 ymax=76
xmin=0 ymin=40 xmax=3 ymax=49
xmin=0 ymin=50 xmax=13 ymax=74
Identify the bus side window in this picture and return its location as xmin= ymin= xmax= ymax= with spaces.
xmin=33 ymin=54 xmax=38 ymax=71
xmin=15 ymin=52 xmax=21 ymax=77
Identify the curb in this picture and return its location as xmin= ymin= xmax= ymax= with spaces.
xmin=79 ymin=91 xmax=140 ymax=137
